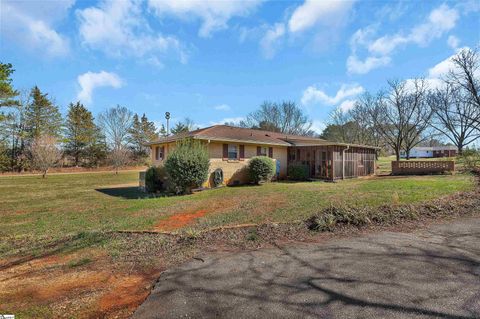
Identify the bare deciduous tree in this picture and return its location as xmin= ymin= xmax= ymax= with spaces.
xmin=98 ymin=105 xmax=133 ymax=173
xmin=30 ymin=135 xmax=62 ymax=178
xmin=109 ymin=146 xmax=131 ymax=174
xmin=241 ymin=101 xmax=314 ymax=136
xmin=98 ymin=105 xmax=133 ymax=151
xmin=373 ymin=79 xmax=433 ymax=160
xmin=429 ymin=85 xmax=480 ymax=154
xmin=349 ymin=92 xmax=384 ymax=147
xmin=447 ymin=48 xmax=480 ymax=124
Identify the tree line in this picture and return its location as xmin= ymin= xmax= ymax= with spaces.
xmin=1 ymin=48 xmax=478 ymax=173
xmin=321 ymin=48 xmax=480 ymax=160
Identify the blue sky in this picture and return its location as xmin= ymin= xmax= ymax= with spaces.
xmin=1 ymin=0 xmax=479 ymax=133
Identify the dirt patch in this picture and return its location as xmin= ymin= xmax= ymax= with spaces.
xmin=0 ymin=246 xmax=163 ymax=319
xmin=97 ymin=269 xmax=162 ymax=317
xmin=154 ymin=209 xmax=209 ymax=231
xmin=153 ymin=193 xmax=288 ymax=232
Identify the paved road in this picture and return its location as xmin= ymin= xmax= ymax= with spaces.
xmin=134 ymin=218 xmax=480 ymax=319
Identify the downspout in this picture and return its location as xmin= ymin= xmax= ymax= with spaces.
xmin=342 ymin=145 xmax=349 ymax=180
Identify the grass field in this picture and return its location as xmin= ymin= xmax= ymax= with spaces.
xmin=0 ymin=169 xmax=474 ymax=251
xmin=0 ymin=162 xmax=475 ymax=318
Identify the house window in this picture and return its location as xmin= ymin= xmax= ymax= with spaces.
xmin=289 ymin=149 xmax=296 ymax=161
xmin=155 ymin=146 xmax=164 ymax=160
xmin=259 ymin=147 xmax=268 ymax=156
xmin=228 ymin=144 xmax=238 ymax=160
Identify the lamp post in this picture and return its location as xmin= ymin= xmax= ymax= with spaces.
xmin=165 ymin=112 xmax=170 ymax=136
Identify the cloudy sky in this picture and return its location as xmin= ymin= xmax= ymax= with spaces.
xmin=1 ymin=0 xmax=479 ymax=132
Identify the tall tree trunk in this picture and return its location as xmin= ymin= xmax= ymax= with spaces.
xmin=458 ymin=144 xmax=463 ymax=156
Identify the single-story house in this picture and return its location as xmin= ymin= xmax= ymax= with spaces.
xmin=400 ymin=146 xmax=457 ymax=159
xmin=148 ymin=125 xmax=378 ymax=187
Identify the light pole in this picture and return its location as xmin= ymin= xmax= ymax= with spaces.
xmin=165 ymin=112 xmax=170 ymax=136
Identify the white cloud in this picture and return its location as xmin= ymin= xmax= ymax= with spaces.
xmin=346 ymin=54 xmax=391 ymax=74
xmin=77 ymin=0 xmax=186 ymax=64
xmin=1 ymin=0 xmax=72 ymax=57
xmin=147 ymin=0 xmax=262 ymax=37
xmin=288 ymin=0 xmax=355 ymax=33
xmin=427 ymin=47 xmax=480 ymax=80
xmin=260 ymin=23 xmax=286 ymax=59
xmin=409 ymin=4 xmax=458 ymax=46
xmin=76 ymin=71 xmax=123 ymax=104
xmin=210 ymin=117 xmax=244 ymax=125
xmin=214 ymin=104 xmax=231 ymax=111
xmin=311 ymin=120 xmax=326 ymax=134
xmin=402 ymin=47 xmax=479 ymax=92
xmin=301 ymin=84 xmax=364 ymax=106
xmin=347 ymin=4 xmax=459 ymax=74
xmin=338 ymin=100 xmax=356 ymax=113
xmin=447 ymin=35 xmax=460 ymax=49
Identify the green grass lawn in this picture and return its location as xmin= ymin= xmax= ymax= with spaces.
xmin=0 ymin=170 xmax=476 ymax=319
xmin=0 ymin=170 xmax=475 ymax=258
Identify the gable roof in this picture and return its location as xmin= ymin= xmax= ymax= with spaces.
xmin=148 ymin=125 xmax=378 ymax=149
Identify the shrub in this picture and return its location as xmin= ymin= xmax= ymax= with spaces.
xmin=288 ymin=164 xmax=309 ymax=181
xmin=145 ymin=166 xmax=168 ymax=192
xmin=459 ymin=149 xmax=480 ymax=173
xmin=164 ymin=139 xmax=210 ymax=194
xmin=248 ymin=156 xmax=275 ymax=184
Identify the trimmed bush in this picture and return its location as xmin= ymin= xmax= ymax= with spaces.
xmin=145 ymin=166 xmax=167 ymax=192
xmin=248 ymin=156 xmax=275 ymax=184
xmin=164 ymin=139 xmax=210 ymax=194
xmin=288 ymin=164 xmax=309 ymax=181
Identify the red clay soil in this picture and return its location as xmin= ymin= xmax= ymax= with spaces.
xmin=0 ymin=248 xmax=162 ymax=318
xmin=154 ymin=209 xmax=209 ymax=231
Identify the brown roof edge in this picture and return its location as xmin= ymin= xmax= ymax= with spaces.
xmin=293 ymin=142 xmax=381 ymax=149
xmin=145 ymin=125 xmax=379 ymax=149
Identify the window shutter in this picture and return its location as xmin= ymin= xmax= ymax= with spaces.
xmin=268 ymin=147 xmax=273 ymax=158
xmin=161 ymin=146 xmax=165 ymax=160
xmin=239 ymin=145 xmax=245 ymax=161
xmin=223 ymin=144 xmax=228 ymax=160
xmin=257 ymin=146 xmax=261 ymax=156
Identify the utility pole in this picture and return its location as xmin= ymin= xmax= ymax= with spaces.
xmin=165 ymin=112 xmax=170 ymax=136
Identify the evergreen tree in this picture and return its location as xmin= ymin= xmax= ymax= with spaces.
xmin=158 ymin=124 xmax=167 ymax=137
xmin=170 ymin=118 xmax=195 ymax=135
xmin=24 ymin=86 xmax=62 ymax=140
xmin=64 ymin=102 xmax=99 ymax=166
xmin=128 ymin=113 xmax=157 ymax=160
xmin=0 ymin=62 xmax=19 ymax=109
xmin=86 ymin=126 xmax=108 ymax=167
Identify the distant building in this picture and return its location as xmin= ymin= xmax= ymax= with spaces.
xmin=400 ymin=146 xmax=457 ymax=158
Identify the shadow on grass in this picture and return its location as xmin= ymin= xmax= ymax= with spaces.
xmin=96 ymin=187 xmax=155 ymax=199
xmin=0 ymin=231 xmax=107 ymax=272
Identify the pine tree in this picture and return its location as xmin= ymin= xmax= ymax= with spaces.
xmin=158 ymin=124 xmax=167 ymax=137
xmin=24 ymin=86 xmax=62 ymax=140
xmin=64 ymin=102 xmax=99 ymax=166
xmin=0 ymin=62 xmax=19 ymax=108
xmin=128 ymin=113 xmax=157 ymax=160
xmin=141 ymin=113 xmax=158 ymax=142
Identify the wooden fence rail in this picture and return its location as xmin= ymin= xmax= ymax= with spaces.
xmin=391 ymin=161 xmax=455 ymax=175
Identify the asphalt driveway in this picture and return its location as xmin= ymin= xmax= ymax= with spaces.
xmin=133 ymin=217 xmax=480 ymax=319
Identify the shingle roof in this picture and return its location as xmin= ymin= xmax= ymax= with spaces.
xmin=148 ymin=125 xmax=378 ymax=149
